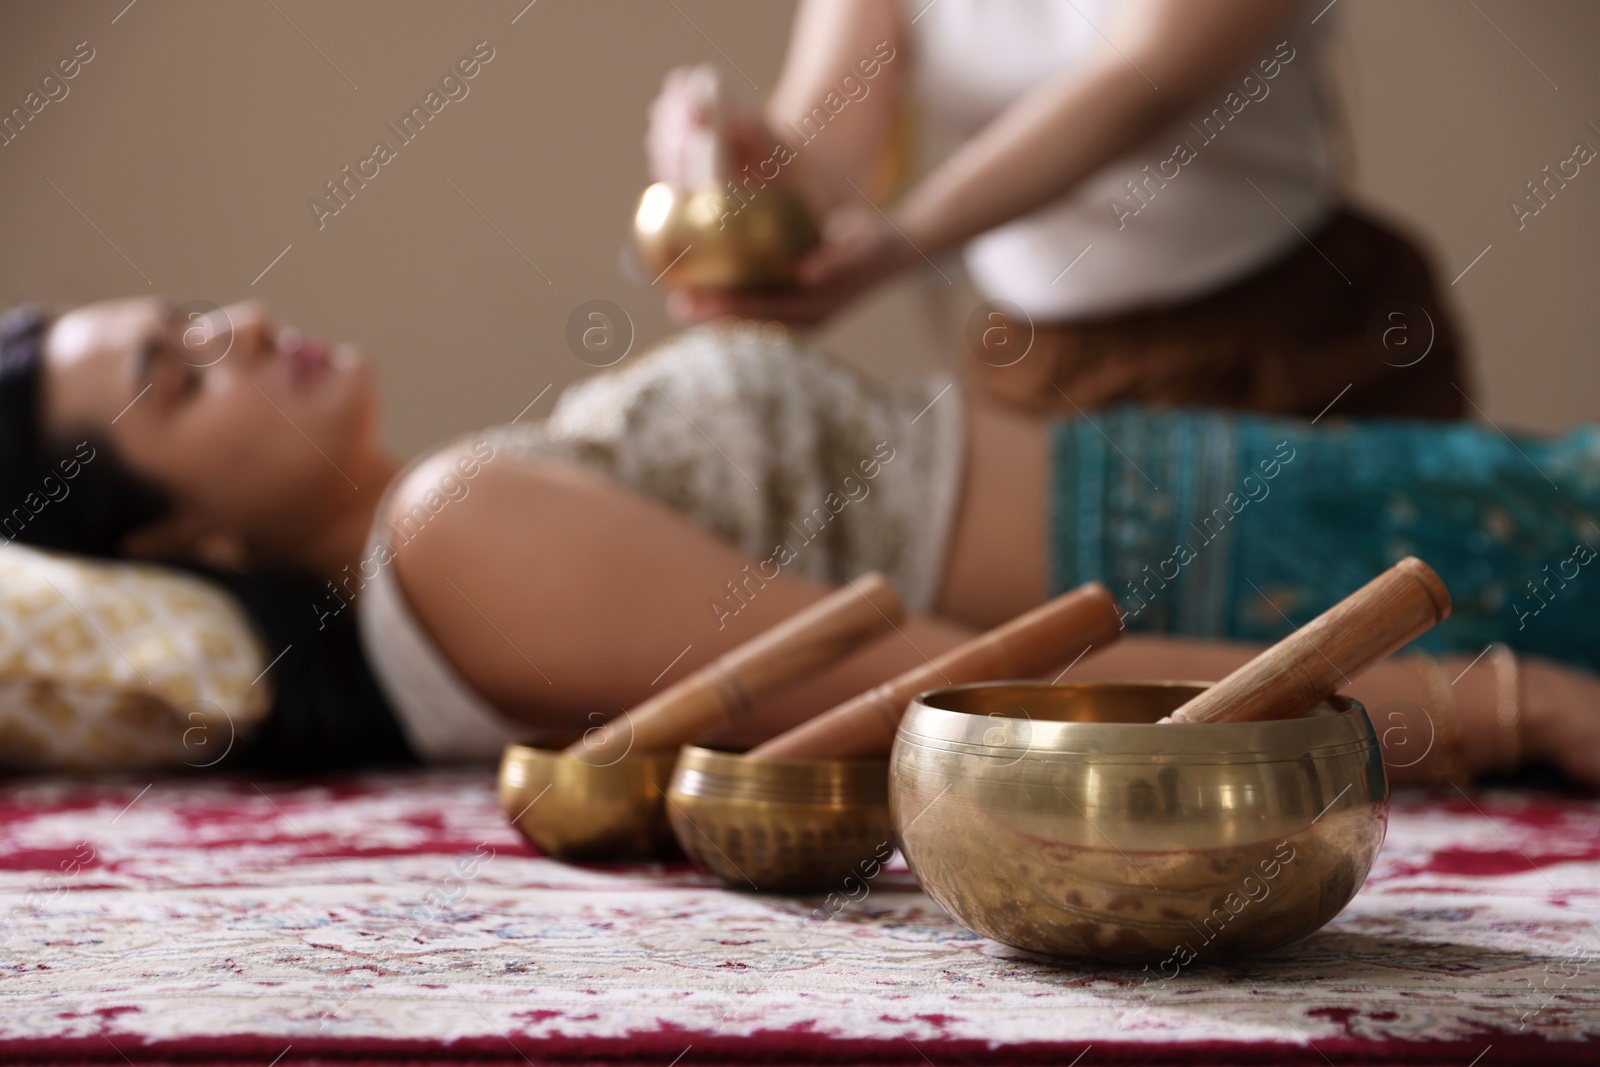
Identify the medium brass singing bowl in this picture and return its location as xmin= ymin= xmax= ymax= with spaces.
xmin=633 ymin=182 xmax=820 ymax=291
xmin=666 ymin=746 xmax=893 ymax=893
xmin=891 ymin=682 xmax=1388 ymax=964
xmin=498 ymin=743 xmax=679 ymax=861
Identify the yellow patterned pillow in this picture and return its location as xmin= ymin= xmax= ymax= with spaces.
xmin=0 ymin=542 xmax=269 ymax=770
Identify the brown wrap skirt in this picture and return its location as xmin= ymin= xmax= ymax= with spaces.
xmin=965 ymin=207 xmax=1470 ymax=420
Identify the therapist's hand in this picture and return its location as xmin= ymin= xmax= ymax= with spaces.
xmin=647 ymin=64 xmax=773 ymax=187
xmin=667 ymin=205 xmax=922 ymax=327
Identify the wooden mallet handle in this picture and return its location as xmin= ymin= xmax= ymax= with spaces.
xmin=748 ymin=581 xmax=1124 ymax=761
xmin=1165 ymin=556 xmax=1452 ymax=725
xmin=568 ymin=572 xmax=904 ymax=760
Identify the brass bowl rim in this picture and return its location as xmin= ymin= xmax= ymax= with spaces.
xmin=681 ymin=742 xmax=896 ymax=777
xmin=501 ymin=741 xmax=679 ymax=771
xmin=900 ymin=680 xmax=1374 ymax=763
xmin=670 ymin=745 xmax=889 ymax=805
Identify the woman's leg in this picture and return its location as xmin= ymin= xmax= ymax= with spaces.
xmin=383 ymin=445 xmax=975 ymax=740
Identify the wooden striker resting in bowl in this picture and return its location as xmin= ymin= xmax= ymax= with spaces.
xmin=891 ymin=556 xmax=1454 ymax=962
xmin=667 ymin=582 xmax=1127 ymax=891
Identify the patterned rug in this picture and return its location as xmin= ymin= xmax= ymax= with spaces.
xmin=1 ymin=768 xmax=1596 ymax=1065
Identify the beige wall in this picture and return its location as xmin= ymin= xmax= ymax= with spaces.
xmin=1327 ymin=0 xmax=1598 ymax=434
xmin=1 ymin=0 xmax=1594 ymax=460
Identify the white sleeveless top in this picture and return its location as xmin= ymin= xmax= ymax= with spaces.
xmin=904 ymin=0 xmax=1338 ymax=319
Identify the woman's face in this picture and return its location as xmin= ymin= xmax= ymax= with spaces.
xmin=41 ymin=296 xmax=380 ymax=549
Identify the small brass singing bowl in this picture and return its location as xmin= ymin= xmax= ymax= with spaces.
xmin=665 ymin=746 xmax=893 ymax=893
xmin=498 ymin=743 xmax=680 ymax=861
xmin=633 ymin=182 xmax=821 ymax=292
xmin=891 ymin=682 xmax=1388 ymax=964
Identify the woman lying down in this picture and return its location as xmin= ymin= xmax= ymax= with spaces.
xmin=2 ymin=297 xmax=1598 ymax=786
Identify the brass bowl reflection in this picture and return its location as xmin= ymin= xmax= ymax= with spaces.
xmin=633 ymin=182 xmax=820 ymax=291
xmin=498 ymin=743 xmax=679 ymax=861
xmin=666 ymin=745 xmax=893 ymax=892
xmin=891 ymin=682 xmax=1388 ymax=964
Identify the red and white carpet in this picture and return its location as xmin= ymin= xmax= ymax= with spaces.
xmin=0 ymin=769 xmax=1595 ymax=1064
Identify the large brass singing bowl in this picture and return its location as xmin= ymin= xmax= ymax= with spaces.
xmin=498 ymin=743 xmax=680 ymax=861
xmin=633 ymin=182 xmax=820 ymax=291
xmin=666 ymin=746 xmax=893 ymax=893
xmin=891 ymin=682 xmax=1388 ymax=964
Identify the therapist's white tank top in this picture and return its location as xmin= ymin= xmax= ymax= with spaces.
xmin=903 ymin=0 xmax=1338 ymax=319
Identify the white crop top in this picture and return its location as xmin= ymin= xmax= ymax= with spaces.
xmin=903 ymin=0 xmax=1338 ymax=319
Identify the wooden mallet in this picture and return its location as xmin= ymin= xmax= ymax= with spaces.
xmin=749 ymin=581 xmax=1125 ymax=761
xmin=570 ymin=572 xmax=905 ymax=763
xmin=1162 ymin=556 xmax=1452 ymax=725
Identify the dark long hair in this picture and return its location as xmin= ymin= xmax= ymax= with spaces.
xmin=0 ymin=305 xmax=171 ymax=557
xmin=0 ymin=303 xmax=416 ymax=771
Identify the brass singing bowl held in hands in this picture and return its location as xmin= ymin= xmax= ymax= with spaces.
xmin=666 ymin=745 xmax=893 ymax=892
xmin=634 ymin=182 xmax=821 ymax=291
xmin=498 ymin=743 xmax=680 ymax=860
xmin=891 ymin=682 xmax=1388 ymax=964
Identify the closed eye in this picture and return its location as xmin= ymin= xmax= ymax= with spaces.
xmin=138 ymin=335 xmax=203 ymax=404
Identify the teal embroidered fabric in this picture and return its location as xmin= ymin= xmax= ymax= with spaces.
xmin=1048 ymin=410 xmax=1600 ymax=670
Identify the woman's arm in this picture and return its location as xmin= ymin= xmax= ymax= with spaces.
xmin=673 ymin=0 xmax=1303 ymax=325
xmin=384 ymin=445 xmax=974 ymax=741
xmin=892 ymin=0 xmax=1302 ymax=258
xmin=763 ymin=0 xmax=907 ymax=213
